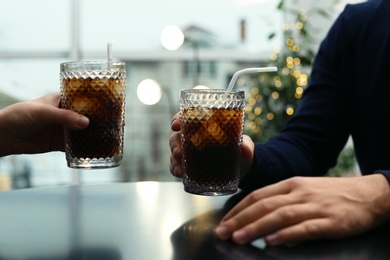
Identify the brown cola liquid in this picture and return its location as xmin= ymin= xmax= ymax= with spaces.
xmin=61 ymin=77 xmax=126 ymax=159
xmin=181 ymin=107 xmax=243 ymax=189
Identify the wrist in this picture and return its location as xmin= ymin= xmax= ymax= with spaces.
xmin=373 ymin=170 xmax=390 ymax=185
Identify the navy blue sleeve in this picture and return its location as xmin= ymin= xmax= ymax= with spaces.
xmin=239 ymin=8 xmax=352 ymax=191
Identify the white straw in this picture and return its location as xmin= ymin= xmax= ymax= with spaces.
xmin=227 ymin=67 xmax=278 ymax=92
xmin=107 ymin=41 xmax=114 ymax=62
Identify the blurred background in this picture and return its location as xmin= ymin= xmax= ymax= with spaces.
xmin=0 ymin=0 xmax=364 ymax=191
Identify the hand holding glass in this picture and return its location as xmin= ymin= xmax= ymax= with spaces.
xmin=179 ymin=89 xmax=245 ymax=196
xmin=60 ymin=61 xmax=126 ymax=169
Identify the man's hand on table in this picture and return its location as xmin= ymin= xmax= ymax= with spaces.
xmin=215 ymin=174 xmax=390 ymax=246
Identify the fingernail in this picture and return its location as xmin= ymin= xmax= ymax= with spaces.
xmin=265 ymin=233 xmax=279 ymax=246
xmin=233 ymin=230 xmax=248 ymax=244
xmin=215 ymin=226 xmax=229 ymax=240
xmin=78 ymin=116 xmax=89 ymax=128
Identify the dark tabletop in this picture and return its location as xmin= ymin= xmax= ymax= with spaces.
xmin=0 ymin=182 xmax=390 ymax=260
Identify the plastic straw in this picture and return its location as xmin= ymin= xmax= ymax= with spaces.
xmin=107 ymin=41 xmax=114 ymax=62
xmin=226 ymin=67 xmax=277 ymax=92
xmin=107 ymin=41 xmax=115 ymax=70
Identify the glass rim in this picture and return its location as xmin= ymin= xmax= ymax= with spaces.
xmin=180 ymin=89 xmax=244 ymax=94
xmin=60 ymin=60 xmax=125 ymax=72
xmin=60 ymin=60 xmax=125 ymax=65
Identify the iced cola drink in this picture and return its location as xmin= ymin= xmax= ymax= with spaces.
xmin=179 ymin=89 xmax=245 ymax=196
xmin=60 ymin=61 xmax=126 ymax=169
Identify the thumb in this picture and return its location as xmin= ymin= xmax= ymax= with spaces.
xmin=31 ymin=93 xmax=90 ymax=130
xmin=241 ymin=135 xmax=255 ymax=176
xmin=32 ymin=105 xmax=90 ymax=130
xmin=60 ymin=109 xmax=90 ymax=129
xmin=171 ymin=113 xmax=181 ymax=131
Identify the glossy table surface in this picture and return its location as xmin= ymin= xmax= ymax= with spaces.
xmin=0 ymin=182 xmax=390 ymax=260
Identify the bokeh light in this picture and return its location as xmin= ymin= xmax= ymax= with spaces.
xmin=137 ymin=79 xmax=162 ymax=105
xmin=160 ymin=25 xmax=185 ymax=51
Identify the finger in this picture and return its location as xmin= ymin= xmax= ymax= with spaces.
xmin=241 ymin=135 xmax=254 ymax=159
xmin=216 ymin=194 xmax=296 ymax=240
xmin=264 ymin=218 xmax=337 ymax=246
xmin=169 ymin=132 xmax=182 ymax=154
xmin=229 ymin=203 xmax=324 ymax=245
xmin=240 ymin=135 xmax=255 ymax=176
xmin=32 ymin=104 xmax=89 ymax=130
xmin=32 ymin=93 xmax=89 ymax=129
xmin=171 ymin=113 xmax=181 ymax=131
xmin=169 ymin=132 xmax=184 ymax=177
xmin=169 ymin=130 xmax=184 ymax=177
xmin=170 ymin=154 xmax=184 ymax=178
xmin=221 ymin=181 xmax=292 ymax=222
xmin=170 ymin=146 xmax=183 ymax=167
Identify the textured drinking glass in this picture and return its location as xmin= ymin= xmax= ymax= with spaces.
xmin=179 ymin=89 xmax=245 ymax=196
xmin=60 ymin=61 xmax=126 ymax=169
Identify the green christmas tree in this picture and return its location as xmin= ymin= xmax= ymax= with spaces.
xmin=244 ymin=0 xmax=356 ymax=176
xmin=244 ymin=1 xmax=320 ymax=142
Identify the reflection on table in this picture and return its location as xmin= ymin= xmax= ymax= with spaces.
xmin=0 ymin=182 xmax=389 ymax=259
